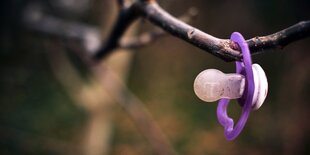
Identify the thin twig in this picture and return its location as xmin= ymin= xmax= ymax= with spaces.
xmin=23 ymin=5 xmax=101 ymax=53
xmin=119 ymin=28 xmax=164 ymax=49
xmin=119 ymin=7 xmax=198 ymax=49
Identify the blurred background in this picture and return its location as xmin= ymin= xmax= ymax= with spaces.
xmin=1 ymin=0 xmax=310 ymax=155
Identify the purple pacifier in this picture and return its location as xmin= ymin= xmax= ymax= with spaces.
xmin=193 ymin=32 xmax=268 ymax=140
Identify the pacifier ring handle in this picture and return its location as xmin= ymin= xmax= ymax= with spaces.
xmin=216 ymin=32 xmax=255 ymax=140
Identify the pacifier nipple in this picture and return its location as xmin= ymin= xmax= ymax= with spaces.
xmin=193 ymin=64 xmax=268 ymax=110
xmin=194 ymin=69 xmax=245 ymax=102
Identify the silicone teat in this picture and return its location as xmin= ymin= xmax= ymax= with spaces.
xmin=193 ymin=64 xmax=268 ymax=110
xmin=194 ymin=69 xmax=245 ymax=102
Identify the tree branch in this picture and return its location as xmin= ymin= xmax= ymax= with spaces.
xmin=94 ymin=1 xmax=310 ymax=61
xmin=134 ymin=2 xmax=240 ymax=61
xmin=247 ymin=21 xmax=310 ymax=55
xmin=119 ymin=7 xmax=198 ymax=49
xmin=94 ymin=3 xmax=139 ymax=59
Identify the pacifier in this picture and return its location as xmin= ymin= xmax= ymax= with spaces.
xmin=194 ymin=64 xmax=268 ymax=110
xmin=193 ymin=32 xmax=268 ymax=140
